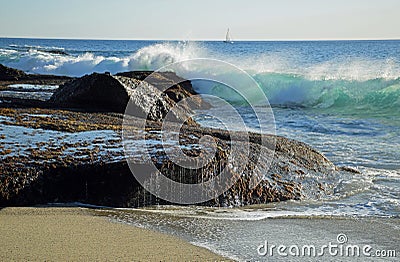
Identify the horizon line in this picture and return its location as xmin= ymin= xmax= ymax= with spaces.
xmin=1 ymin=36 xmax=399 ymax=42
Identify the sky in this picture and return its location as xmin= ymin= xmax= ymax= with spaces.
xmin=0 ymin=0 xmax=399 ymax=40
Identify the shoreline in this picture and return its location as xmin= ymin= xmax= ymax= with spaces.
xmin=1 ymin=206 xmax=397 ymax=261
xmin=0 ymin=207 xmax=229 ymax=261
xmin=100 ymin=206 xmax=400 ymax=261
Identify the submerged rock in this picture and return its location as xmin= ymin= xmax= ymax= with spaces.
xmin=44 ymin=49 xmax=69 ymax=55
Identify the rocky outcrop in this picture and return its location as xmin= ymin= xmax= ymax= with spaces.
xmin=0 ymin=107 xmax=347 ymax=208
xmin=0 ymin=65 xmax=354 ymax=208
xmin=0 ymin=132 xmax=336 ymax=208
xmin=0 ymin=64 xmax=27 ymax=81
xmin=50 ymin=72 xmax=201 ymax=124
xmin=50 ymin=73 xmax=130 ymax=112
xmin=0 ymin=64 xmax=72 ymax=85
xmin=44 ymin=49 xmax=68 ymax=55
xmin=116 ymin=71 xmax=208 ymax=109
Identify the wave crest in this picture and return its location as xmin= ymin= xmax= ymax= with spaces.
xmin=0 ymin=41 xmax=203 ymax=76
xmin=128 ymin=42 xmax=202 ymax=70
xmin=196 ymin=72 xmax=400 ymax=115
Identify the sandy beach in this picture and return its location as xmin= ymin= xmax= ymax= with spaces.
xmin=0 ymin=207 xmax=228 ymax=261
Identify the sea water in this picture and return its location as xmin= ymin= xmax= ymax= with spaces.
xmin=1 ymin=38 xmax=399 ymax=260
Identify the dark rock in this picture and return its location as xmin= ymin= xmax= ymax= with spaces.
xmin=337 ymin=166 xmax=361 ymax=174
xmin=0 ymin=63 xmax=72 ymax=86
xmin=0 ymin=109 xmax=343 ymax=208
xmin=116 ymin=71 xmax=209 ymax=109
xmin=0 ymin=64 xmax=27 ymax=81
xmin=50 ymin=72 xmax=200 ymax=124
xmin=50 ymin=73 xmax=130 ymax=113
xmin=44 ymin=50 xmax=68 ymax=55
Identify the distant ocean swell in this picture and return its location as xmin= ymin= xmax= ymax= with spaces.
xmin=1 ymin=42 xmax=399 ymax=114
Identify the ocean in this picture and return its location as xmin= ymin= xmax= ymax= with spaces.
xmin=1 ymin=38 xmax=399 ymax=260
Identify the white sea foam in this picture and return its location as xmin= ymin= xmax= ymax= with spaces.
xmin=2 ymin=41 xmax=400 ymax=82
xmin=1 ymin=42 xmax=204 ymax=77
xmin=9 ymin=44 xmax=65 ymax=51
xmin=303 ymin=57 xmax=400 ymax=81
xmin=8 ymin=84 xmax=59 ymax=90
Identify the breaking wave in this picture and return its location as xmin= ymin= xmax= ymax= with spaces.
xmin=1 ymin=41 xmax=399 ymax=115
xmin=0 ymin=41 xmax=202 ymax=76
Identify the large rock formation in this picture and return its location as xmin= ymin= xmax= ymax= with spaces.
xmin=50 ymin=73 xmax=130 ymax=112
xmin=0 ymin=65 xmax=357 ymax=208
xmin=116 ymin=71 xmax=207 ymax=109
xmin=50 ymin=72 xmax=203 ymax=124
xmin=0 ymin=107 xmax=349 ymax=208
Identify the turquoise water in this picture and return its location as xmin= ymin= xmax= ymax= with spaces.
xmin=1 ymin=38 xmax=399 ymax=260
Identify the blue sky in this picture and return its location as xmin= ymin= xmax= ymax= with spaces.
xmin=1 ymin=0 xmax=399 ymax=40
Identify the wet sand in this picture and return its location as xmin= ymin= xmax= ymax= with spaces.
xmin=0 ymin=207 xmax=228 ymax=261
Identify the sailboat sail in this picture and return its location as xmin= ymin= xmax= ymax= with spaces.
xmin=226 ymin=29 xmax=231 ymax=42
xmin=224 ymin=28 xmax=233 ymax=43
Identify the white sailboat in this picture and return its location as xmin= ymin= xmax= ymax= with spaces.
xmin=224 ymin=28 xmax=234 ymax=43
